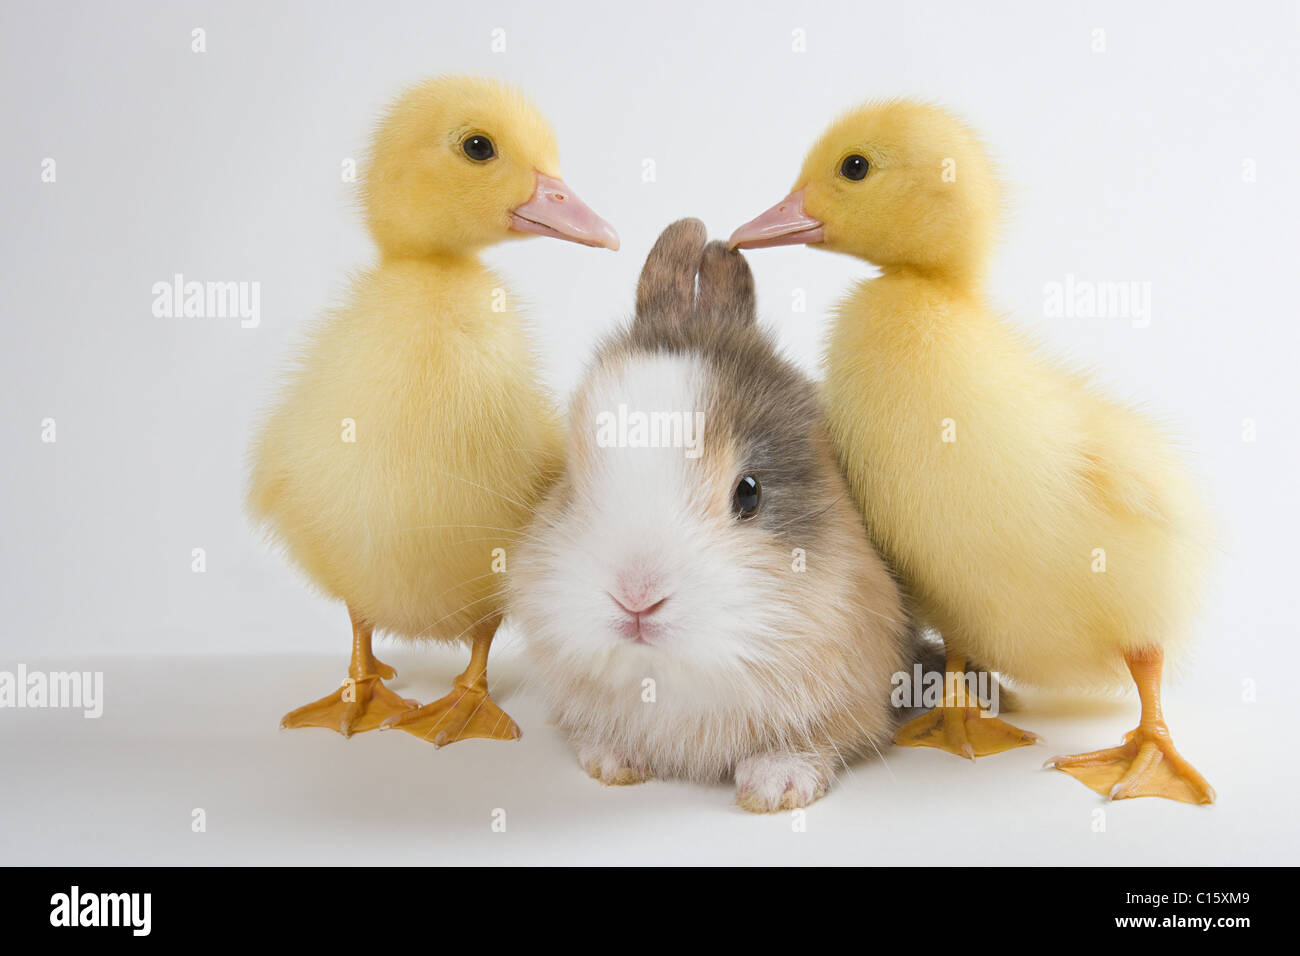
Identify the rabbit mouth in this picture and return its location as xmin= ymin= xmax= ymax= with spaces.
xmin=609 ymin=594 xmax=669 ymax=644
xmin=615 ymin=621 xmax=661 ymax=645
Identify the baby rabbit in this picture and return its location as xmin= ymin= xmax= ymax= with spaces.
xmin=508 ymin=219 xmax=916 ymax=812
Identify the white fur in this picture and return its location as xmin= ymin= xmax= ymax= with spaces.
xmin=734 ymin=752 xmax=828 ymax=811
xmin=508 ymin=351 xmax=912 ymax=809
xmin=537 ymin=354 xmax=793 ymax=685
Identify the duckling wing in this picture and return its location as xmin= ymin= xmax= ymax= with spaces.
xmin=1075 ymin=395 xmax=1185 ymax=525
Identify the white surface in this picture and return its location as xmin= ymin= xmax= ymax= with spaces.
xmin=0 ymin=649 xmax=1287 ymax=866
xmin=1 ymin=1 xmax=1298 ymax=863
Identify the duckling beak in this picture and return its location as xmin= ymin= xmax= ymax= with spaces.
xmin=510 ymin=172 xmax=620 ymax=250
xmin=728 ymin=189 xmax=824 ymax=250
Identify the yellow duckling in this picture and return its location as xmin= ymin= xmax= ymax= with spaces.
xmin=731 ymin=99 xmax=1214 ymax=804
xmin=249 ymin=76 xmax=617 ymax=746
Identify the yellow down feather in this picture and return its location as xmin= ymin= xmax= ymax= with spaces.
xmin=802 ymin=101 xmax=1209 ymax=690
xmin=247 ymin=76 xmax=564 ymax=643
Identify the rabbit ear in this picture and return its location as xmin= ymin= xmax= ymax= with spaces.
xmin=696 ymin=240 xmax=756 ymax=328
xmin=635 ymin=218 xmax=707 ymax=332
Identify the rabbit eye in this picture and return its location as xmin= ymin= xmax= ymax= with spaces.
xmin=733 ymin=475 xmax=761 ymax=519
xmin=462 ymin=135 xmax=496 ymax=162
xmin=839 ymin=154 xmax=869 ymax=181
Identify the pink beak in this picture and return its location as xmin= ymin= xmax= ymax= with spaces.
xmin=728 ymin=188 xmax=825 ymax=250
xmin=510 ymin=172 xmax=619 ymax=250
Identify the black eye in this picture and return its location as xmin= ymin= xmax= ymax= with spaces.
xmin=733 ymin=475 xmax=761 ymax=519
xmin=463 ymin=135 xmax=495 ymax=162
xmin=840 ymin=154 xmax=869 ymax=181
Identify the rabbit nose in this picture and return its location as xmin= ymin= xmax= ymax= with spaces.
xmin=612 ymin=593 xmax=669 ymax=617
xmin=613 ymin=570 xmax=669 ymax=615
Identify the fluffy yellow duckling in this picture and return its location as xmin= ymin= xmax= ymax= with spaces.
xmin=249 ymin=76 xmax=617 ymax=746
xmin=731 ymin=100 xmax=1214 ymax=804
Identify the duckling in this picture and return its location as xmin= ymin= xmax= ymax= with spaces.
xmin=249 ymin=76 xmax=617 ymax=746
xmin=730 ymin=99 xmax=1214 ymax=804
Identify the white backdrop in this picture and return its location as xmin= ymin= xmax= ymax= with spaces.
xmin=4 ymin=0 xmax=1296 ymax=671
xmin=2 ymin=0 xmax=1298 ymax=867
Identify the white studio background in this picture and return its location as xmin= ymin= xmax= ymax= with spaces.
xmin=1 ymin=0 xmax=1297 ymax=864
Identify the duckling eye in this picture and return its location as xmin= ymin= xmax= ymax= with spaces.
xmin=733 ymin=475 xmax=761 ymax=519
xmin=462 ymin=135 xmax=496 ymax=162
xmin=840 ymin=154 xmax=869 ymax=181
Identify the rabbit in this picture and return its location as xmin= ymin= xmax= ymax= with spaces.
xmin=507 ymin=218 xmax=918 ymax=812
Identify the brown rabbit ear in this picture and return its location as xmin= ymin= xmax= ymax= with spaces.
xmin=635 ymin=218 xmax=707 ymax=333
xmin=696 ymin=240 xmax=756 ymax=328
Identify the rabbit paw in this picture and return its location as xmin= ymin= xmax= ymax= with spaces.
xmin=577 ymin=742 xmax=651 ymax=786
xmin=734 ymin=753 xmax=828 ymax=813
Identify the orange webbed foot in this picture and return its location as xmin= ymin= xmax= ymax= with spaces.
xmin=1046 ymin=722 xmax=1215 ymax=805
xmin=381 ymin=683 xmax=521 ymax=747
xmin=280 ymin=675 xmax=420 ymax=738
xmin=895 ymin=704 xmax=1041 ymax=759
xmin=897 ymin=651 xmax=1040 ymax=758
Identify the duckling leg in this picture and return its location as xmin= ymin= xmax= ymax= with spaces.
xmin=280 ymin=606 xmax=419 ymax=737
xmin=381 ymin=616 xmax=521 ymax=747
xmin=894 ymin=649 xmax=1041 ymax=758
xmin=1045 ymin=648 xmax=1215 ymax=805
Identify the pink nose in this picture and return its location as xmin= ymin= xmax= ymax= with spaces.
xmin=612 ymin=593 xmax=668 ymax=617
xmin=612 ymin=570 xmax=668 ymax=616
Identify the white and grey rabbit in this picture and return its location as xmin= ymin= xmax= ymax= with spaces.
xmin=508 ymin=218 xmax=916 ymax=812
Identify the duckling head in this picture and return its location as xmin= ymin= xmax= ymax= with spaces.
xmin=730 ymin=100 xmax=999 ymax=283
xmin=363 ymin=75 xmax=618 ymax=258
